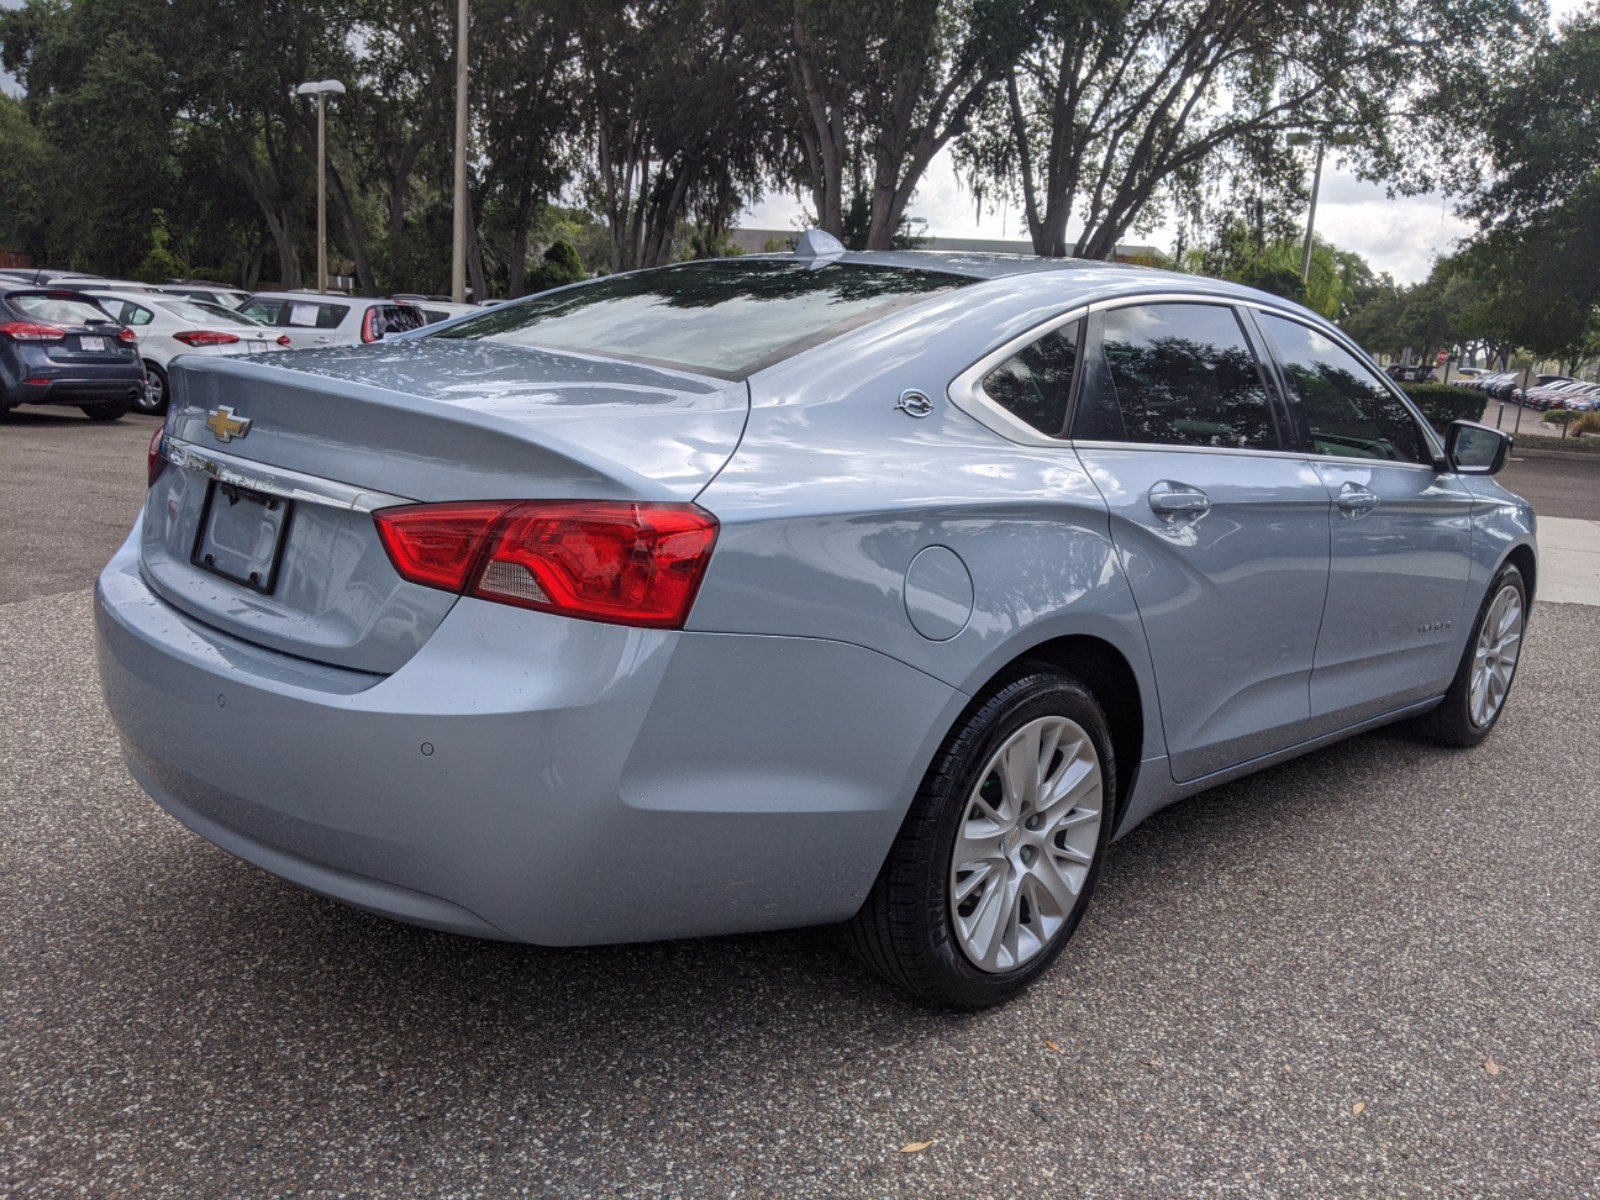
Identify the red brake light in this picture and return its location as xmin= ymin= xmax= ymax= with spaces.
xmin=172 ymin=330 xmax=240 ymax=347
xmin=276 ymin=334 xmax=292 ymax=346
xmin=360 ymin=309 xmax=379 ymax=343
xmin=147 ymin=426 xmax=167 ymax=487
xmin=373 ymin=502 xmax=513 ymax=592
xmin=373 ymin=501 xmax=719 ymax=629
xmin=0 ymin=321 xmax=66 ymax=342
xmin=117 ymin=327 xmax=138 ymax=343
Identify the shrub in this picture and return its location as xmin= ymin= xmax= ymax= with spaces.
xmin=524 ymin=239 xmax=585 ymax=294
xmin=1570 ymin=411 xmax=1600 ymax=437
xmin=1542 ymin=409 xmax=1578 ymax=426
xmin=1401 ymin=382 xmax=1482 ymax=431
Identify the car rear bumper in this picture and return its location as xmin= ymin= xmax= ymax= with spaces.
xmin=96 ymin=521 xmax=962 ymax=945
xmin=2 ymin=359 xmax=144 ymax=406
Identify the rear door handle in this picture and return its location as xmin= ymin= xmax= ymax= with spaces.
xmin=1337 ymin=483 xmax=1380 ymax=515
xmin=1148 ymin=481 xmax=1211 ymax=518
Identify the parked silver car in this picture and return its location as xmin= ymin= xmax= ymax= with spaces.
xmin=96 ymin=238 xmax=1535 ymax=1008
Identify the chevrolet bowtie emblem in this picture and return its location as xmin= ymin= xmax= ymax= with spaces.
xmin=205 ymin=406 xmax=251 ymax=443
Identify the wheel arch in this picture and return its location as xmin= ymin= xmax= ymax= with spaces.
xmin=1504 ymin=542 xmax=1536 ymax=603
xmin=975 ymin=633 xmax=1145 ymax=827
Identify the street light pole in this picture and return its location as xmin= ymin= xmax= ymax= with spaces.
xmin=295 ymin=80 xmax=345 ymax=294
xmin=451 ymin=0 xmax=470 ymax=304
xmin=315 ymin=93 xmax=327 ymax=293
xmin=1301 ymin=137 xmax=1325 ymax=283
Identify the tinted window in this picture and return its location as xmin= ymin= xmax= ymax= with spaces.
xmin=239 ymin=298 xmax=283 ymax=324
xmin=8 ymin=293 xmax=117 ymax=327
xmin=1261 ymin=315 xmax=1430 ymax=465
xmin=434 ymin=259 xmax=970 ymax=378
xmin=1071 ymin=303 xmax=1276 ymax=449
xmin=980 ymin=322 xmax=1080 ymax=436
xmin=374 ymin=304 xmax=426 ymax=336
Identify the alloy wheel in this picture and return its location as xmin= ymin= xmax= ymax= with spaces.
xmin=949 ymin=715 xmax=1103 ymax=973
xmin=1469 ymin=583 xmax=1523 ymax=728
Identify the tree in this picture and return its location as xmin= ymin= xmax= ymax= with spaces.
xmin=579 ymin=0 xmax=784 ymax=272
xmin=784 ymin=0 xmax=1035 ymax=250
xmin=957 ymin=0 xmax=1541 ymax=259
xmin=1448 ymin=8 xmax=1600 ymax=371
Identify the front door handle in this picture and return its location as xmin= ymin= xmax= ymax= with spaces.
xmin=1148 ymin=481 xmax=1211 ymax=518
xmin=1337 ymin=483 xmax=1380 ymax=516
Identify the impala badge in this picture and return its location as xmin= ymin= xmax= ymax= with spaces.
xmin=205 ymin=406 xmax=251 ymax=443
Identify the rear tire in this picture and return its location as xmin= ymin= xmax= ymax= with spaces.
xmin=83 ymin=396 xmax=132 ymax=422
xmin=136 ymin=361 xmax=169 ymax=415
xmin=847 ymin=666 xmax=1116 ymax=1009
xmin=1410 ymin=564 xmax=1527 ymax=747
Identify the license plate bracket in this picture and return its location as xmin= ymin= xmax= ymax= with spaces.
xmin=191 ymin=480 xmax=292 ymax=594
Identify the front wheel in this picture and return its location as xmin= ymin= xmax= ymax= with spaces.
xmin=847 ymin=667 xmax=1115 ymax=1009
xmin=1412 ymin=564 xmax=1527 ymax=746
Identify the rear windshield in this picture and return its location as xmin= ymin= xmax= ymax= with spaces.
xmin=158 ymin=299 xmax=256 ymax=325
xmin=431 ymin=259 xmax=972 ymax=378
xmin=7 ymin=292 xmax=116 ymax=326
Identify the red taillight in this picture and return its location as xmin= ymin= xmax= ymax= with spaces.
xmin=0 ymin=321 xmax=66 ymax=342
xmin=147 ymin=426 xmax=167 ymax=487
xmin=276 ymin=335 xmax=292 ymax=346
xmin=117 ymin=327 xmax=137 ymax=344
xmin=172 ymin=330 xmax=240 ymax=347
xmin=373 ymin=501 xmax=719 ymax=629
xmin=360 ymin=309 xmax=379 ymax=343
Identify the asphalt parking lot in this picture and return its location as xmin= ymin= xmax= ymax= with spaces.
xmin=3 ymin=410 xmax=1599 ymax=1197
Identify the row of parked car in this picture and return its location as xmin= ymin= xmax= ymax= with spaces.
xmin=1455 ymin=369 xmax=1598 ymax=412
xmin=0 ymin=268 xmax=486 ymax=422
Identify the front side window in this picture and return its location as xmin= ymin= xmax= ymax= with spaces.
xmin=1261 ymin=314 xmax=1430 ymax=465
xmin=1071 ymin=303 xmax=1277 ymax=450
xmin=433 ymin=259 xmax=971 ymax=379
xmin=979 ymin=321 xmax=1080 ymax=436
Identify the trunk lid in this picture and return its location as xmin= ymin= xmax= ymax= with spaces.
xmin=142 ymin=340 xmax=747 ymax=673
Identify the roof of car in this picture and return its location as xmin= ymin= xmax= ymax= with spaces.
xmin=741 ymin=248 xmax=1299 ymax=311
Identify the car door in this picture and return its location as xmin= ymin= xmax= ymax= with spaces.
xmin=1069 ymin=300 xmax=1332 ymax=782
xmin=1254 ymin=312 xmax=1475 ymax=732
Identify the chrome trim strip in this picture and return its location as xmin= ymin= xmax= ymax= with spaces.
xmin=946 ymin=289 xmax=1445 ymax=471
xmin=164 ymin=437 xmax=414 ymax=513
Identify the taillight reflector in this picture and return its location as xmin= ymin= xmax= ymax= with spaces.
xmin=0 ymin=321 xmax=66 ymax=342
xmin=276 ymin=335 xmax=292 ymax=346
xmin=172 ymin=330 xmax=241 ymax=347
xmin=373 ymin=501 xmax=719 ymax=629
xmin=147 ymin=426 xmax=167 ymax=487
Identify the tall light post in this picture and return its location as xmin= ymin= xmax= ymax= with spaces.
xmin=1288 ymin=131 xmax=1357 ymax=283
xmin=295 ymin=79 xmax=346 ymax=294
xmin=451 ymin=0 xmax=470 ymax=303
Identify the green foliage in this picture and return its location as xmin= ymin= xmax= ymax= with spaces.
xmin=1400 ymin=383 xmax=1483 ymax=431
xmin=135 ymin=212 xmax=187 ymax=282
xmin=523 ymin=239 xmax=586 ymax=293
xmin=1183 ymin=223 xmax=1374 ymax=319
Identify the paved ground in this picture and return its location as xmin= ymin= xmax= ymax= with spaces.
xmin=3 ymin=410 xmax=1599 ymax=1197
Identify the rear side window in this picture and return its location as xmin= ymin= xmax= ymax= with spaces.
xmin=375 ymin=304 xmax=426 ymax=335
xmin=1071 ymin=303 xmax=1277 ymax=450
xmin=979 ymin=322 xmax=1080 ymax=436
xmin=434 ymin=259 xmax=971 ymax=379
xmin=1260 ymin=314 xmax=1430 ymax=465
xmin=118 ymin=302 xmax=155 ymax=326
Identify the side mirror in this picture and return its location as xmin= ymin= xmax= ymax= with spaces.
xmin=1445 ymin=420 xmax=1511 ymax=475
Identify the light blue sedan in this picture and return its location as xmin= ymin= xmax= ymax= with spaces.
xmin=96 ymin=234 xmax=1535 ymax=1008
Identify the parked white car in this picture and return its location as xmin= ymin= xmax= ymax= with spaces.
xmin=87 ymin=290 xmax=292 ymax=414
xmin=405 ymin=299 xmax=479 ymax=325
xmin=238 ymin=292 xmax=427 ymax=347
